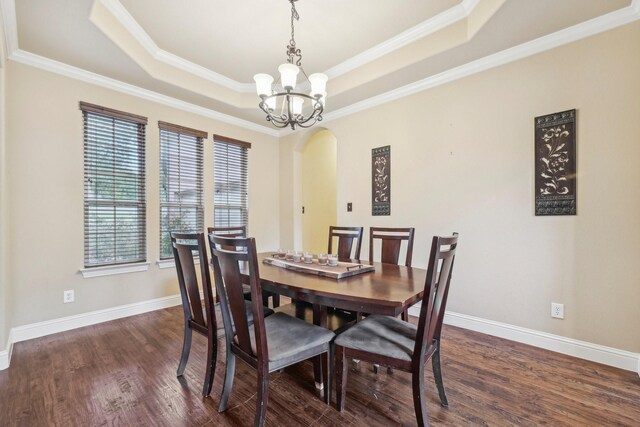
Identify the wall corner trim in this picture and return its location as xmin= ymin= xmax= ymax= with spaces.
xmin=0 ymin=329 xmax=14 ymax=370
xmin=409 ymin=304 xmax=639 ymax=373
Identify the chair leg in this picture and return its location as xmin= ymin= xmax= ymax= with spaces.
xmin=412 ymin=364 xmax=430 ymax=427
xmin=335 ymin=345 xmax=348 ymax=411
xmin=324 ymin=344 xmax=334 ymax=405
xmin=202 ymin=334 xmax=217 ymax=397
xmin=255 ymin=369 xmax=269 ymax=427
xmin=218 ymin=346 xmax=236 ymax=413
xmin=177 ymin=325 xmax=192 ymax=377
xmin=313 ymin=355 xmax=324 ymax=390
xmin=432 ymin=343 xmax=448 ymax=407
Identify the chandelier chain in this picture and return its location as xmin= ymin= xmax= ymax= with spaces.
xmin=286 ymin=0 xmax=302 ymax=66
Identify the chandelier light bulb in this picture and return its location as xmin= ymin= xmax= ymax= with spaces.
xmin=308 ymin=73 xmax=328 ymax=97
xmin=253 ymin=74 xmax=274 ymax=97
xmin=291 ymin=96 xmax=304 ymax=116
xmin=278 ymin=64 xmax=299 ymax=90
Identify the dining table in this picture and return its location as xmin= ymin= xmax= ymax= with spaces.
xmin=240 ymin=252 xmax=428 ymax=389
xmin=250 ymin=253 xmax=427 ymax=321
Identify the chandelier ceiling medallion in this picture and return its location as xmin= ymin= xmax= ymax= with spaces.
xmin=253 ymin=0 xmax=327 ymax=130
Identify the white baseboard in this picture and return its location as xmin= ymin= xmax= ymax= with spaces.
xmin=4 ymin=296 xmax=638 ymax=375
xmin=409 ymin=303 xmax=639 ymax=373
xmin=11 ymin=294 xmax=183 ymax=344
xmin=0 ymin=330 xmax=12 ymax=370
xmin=0 ymin=293 xmax=184 ymax=370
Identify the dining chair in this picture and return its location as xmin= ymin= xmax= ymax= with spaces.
xmin=335 ymin=233 xmax=459 ymax=427
xmin=208 ymin=226 xmax=280 ymax=309
xmin=210 ymin=234 xmax=335 ymax=427
xmin=369 ymin=227 xmax=415 ymax=321
xmin=172 ymin=232 xmax=273 ymax=397
xmin=328 ymin=226 xmax=364 ymax=260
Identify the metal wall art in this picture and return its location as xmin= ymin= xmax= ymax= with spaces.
xmin=372 ymin=145 xmax=391 ymax=216
xmin=535 ymin=109 xmax=577 ymax=216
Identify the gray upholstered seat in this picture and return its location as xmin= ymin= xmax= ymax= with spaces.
xmin=335 ymin=234 xmax=459 ymax=427
xmin=215 ymin=301 xmax=273 ymax=336
xmin=210 ymin=234 xmax=336 ymax=425
xmin=241 ymin=312 xmax=335 ymax=369
xmin=335 ymin=314 xmax=416 ymax=362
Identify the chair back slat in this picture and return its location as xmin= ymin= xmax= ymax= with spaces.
xmin=414 ymin=233 xmax=458 ymax=364
xmin=369 ymin=227 xmax=415 ymax=267
xmin=172 ymin=232 xmax=216 ymax=331
xmin=208 ymin=226 xmax=246 ymax=251
xmin=328 ymin=226 xmax=363 ymax=260
xmin=209 ymin=235 xmax=268 ymax=362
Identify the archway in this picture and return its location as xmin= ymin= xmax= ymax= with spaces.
xmin=300 ymin=129 xmax=337 ymax=254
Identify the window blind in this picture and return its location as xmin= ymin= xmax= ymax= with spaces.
xmin=214 ymin=135 xmax=250 ymax=232
xmin=159 ymin=122 xmax=206 ymax=259
xmin=81 ymin=102 xmax=147 ymax=268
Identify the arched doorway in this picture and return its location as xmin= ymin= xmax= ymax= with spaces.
xmin=301 ymin=129 xmax=337 ymax=254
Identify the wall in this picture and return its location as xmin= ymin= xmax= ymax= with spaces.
xmin=280 ymin=21 xmax=640 ymax=353
xmin=5 ymin=61 xmax=280 ymax=328
xmin=302 ymin=129 xmax=337 ymax=254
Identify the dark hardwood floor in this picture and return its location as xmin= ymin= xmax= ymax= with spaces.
xmin=1 ymin=304 xmax=638 ymax=426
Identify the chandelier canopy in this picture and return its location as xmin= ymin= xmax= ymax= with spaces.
xmin=253 ymin=0 xmax=327 ymax=130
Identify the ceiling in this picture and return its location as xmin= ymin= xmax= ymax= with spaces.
xmin=2 ymin=0 xmax=637 ymax=135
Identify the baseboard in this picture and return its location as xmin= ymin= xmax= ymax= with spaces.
xmin=10 ymin=294 xmax=183 ymax=344
xmin=0 ymin=293 xmax=183 ymax=370
xmin=0 ymin=331 xmax=12 ymax=370
xmin=410 ymin=304 xmax=639 ymax=373
xmin=4 ymin=296 xmax=638 ymax=374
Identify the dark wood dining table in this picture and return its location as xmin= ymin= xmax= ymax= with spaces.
xmin=239 ymin=252 xmax=428 ymax=390
xmin=245 ymin=253 xmax=427 ymax=327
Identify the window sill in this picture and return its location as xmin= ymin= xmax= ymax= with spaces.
xmin=80 ymin=262 xmax=150 ymax=278
xmin=156 ymin=258 xmax=201 ymax=269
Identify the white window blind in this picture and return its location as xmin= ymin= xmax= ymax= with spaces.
xmin=214 ymin=135 xmax=251 ymax=231
xmin=159 ymin=122 xmax=206 ymax=259
xmin=81 ymin=102 xmax=147 ymax=268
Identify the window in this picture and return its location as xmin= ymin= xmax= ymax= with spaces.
xmin=159 ymin=122 xmax=206 ymax=259
xmin=214 ymin=135 xmax=251 ymax=231
xmin=81 ymin=102 xmax=147 ymax=268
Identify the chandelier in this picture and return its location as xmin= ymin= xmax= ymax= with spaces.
xmin=253 ymin=0 xmax=327 ymax=130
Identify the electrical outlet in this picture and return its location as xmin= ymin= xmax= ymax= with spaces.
xmin=551 ymin=302 xmax=564 ymax=319
xmin=347 ymin=202 xmax=352 ymax=212
xmin=63 ymin=290 xmax=75 ymax=303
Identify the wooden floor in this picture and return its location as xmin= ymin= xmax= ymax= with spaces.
xmin=1 ymin=305 xmax=638 ymax=427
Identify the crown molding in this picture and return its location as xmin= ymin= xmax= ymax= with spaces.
xmin=316 ymin=0 xmax=640 ymax=130
xmin=3 ymin=0 xmax=638 ymax=138
xmin=100 ymin=0 xmax=481 ymax=87
xmin=324 ymin=0 xmax=479 ymax=79
xmin=8 ymin=49 xmax=279 ymax=137
xmin=99 ymin=0 xmax=254 ymax=93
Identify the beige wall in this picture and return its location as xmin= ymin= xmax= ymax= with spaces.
xmin=281 ymin=22 xmax=640 ymax=353
xmin=302 ymin=129 xmax=337 ymax=254
xmin=5 ymin=61 xmax=280 ymax=328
